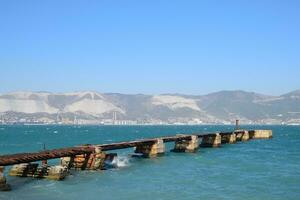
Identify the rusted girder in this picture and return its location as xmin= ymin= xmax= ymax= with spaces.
xmin=0 ymin=132 xmax=236 ymax=167
xmin=96 ymin=140 xmax=157 ymax=151
xmin=0 ymin=146 xmax=94 ymax=166
xmin=219 ymin=131 xmax=235 ymax=136
xmin=196 ymin=132 xmax=236 ymax=137
xmin=161 ymin=135 xmax=194 ymax=142
xmin=94 ymin=135 xmax=195 ymax=150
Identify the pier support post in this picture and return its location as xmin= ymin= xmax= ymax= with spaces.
xmin=235 ymin=130 xmax=249 ymax=141
xmin=72 ymin=147 xmax=106 ymax=170
xmin=9 ymin=163 xmax=68 ymax=180
xmin=0 ymin=167 xmax=11 ymax=191
xmin=172 ymin=135 xmax=199 ymax=153
xmin=221 ymin=133 xmax=236 ymax=144
xmin=200 ymin=133 xmax=221 ymax=147
xmin=45 ymin=166 xmax=68 ymax=180
xmin=249 ymin=130 xmax=272 ymax=139
xmin=9 ymin=163 xmax=38 ymax=177
xmin=41 ymin=160 xmax=48 ymax=167
xmin=89 ymin=147 xmax=106 ymax=170
xmin=134 ymin=139 xmax=165 ymax=158
xmin=73 ymin=154 xmax=87 ymax=170
xmin=60 ymin=157 xmax=74 ymax=169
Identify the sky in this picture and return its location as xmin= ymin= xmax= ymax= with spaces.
xmin=0 ymin=0 xmax=300 ymax=96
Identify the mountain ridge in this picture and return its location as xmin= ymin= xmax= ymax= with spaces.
xmin=0 ymin=90 xmax=299 ymax=124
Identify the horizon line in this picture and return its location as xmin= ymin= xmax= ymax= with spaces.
xmin=1 ymin=89 xmax=299 ymax=97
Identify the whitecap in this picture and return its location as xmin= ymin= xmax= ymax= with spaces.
xmin=111 ymin=156 xmax=130 ymax=168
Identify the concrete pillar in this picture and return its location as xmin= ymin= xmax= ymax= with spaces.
xmin=73 ymin=154 xmax=87 ymax=169
xmin=41 ymin=160 xmax=48 ymax=167
xmin=200 ymin=133 xmax=221 ymax=147
xmin=249 ymin=130 xmax=272 ymax=139
xmin=9 ymin=163 xmax=38 ymax=177
xmin=235 ymin=130 xmax=249 ymax=141
xmin=60 ymin=157 xmax=74 ymax=169
xmin=72 ymin=147 xmax=106 ymax=170
xmin=89 ymin=147 xmax=106 ymax=170
xmin=172 ymin=135 xmax=199 ymax=153
xmin=0 ymin=167 xmax=11 ymax=191
xmin=134 ymin=139 xmax=165 ymax=158
xmin=45 ymin=166 xmax=68 ymax=180
xmin=35 ymin=165 xmax=69 ymax=180
xmin=221 ymin=133 xmax=236 ymax=144
xmin=8 ymin=163 xmax=68 ymax=180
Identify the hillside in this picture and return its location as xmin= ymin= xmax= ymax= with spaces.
xmin=0 ymin=90 xmax=299 ymax=124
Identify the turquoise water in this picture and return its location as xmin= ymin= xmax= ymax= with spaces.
xmin=0 ymin=125 xmax=299 ymax=200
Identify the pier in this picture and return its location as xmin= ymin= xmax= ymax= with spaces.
xmin=0 ymin=129 xmax=272 ymax=191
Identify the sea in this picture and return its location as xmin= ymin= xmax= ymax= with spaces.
xmin=0 ymin=125 xmax=299 ymax=200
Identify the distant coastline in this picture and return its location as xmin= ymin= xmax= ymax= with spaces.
xmin=0 ymin=122 xmax=299 ymax=126
xmin=1 ymin=90 xmax=300 ymax=126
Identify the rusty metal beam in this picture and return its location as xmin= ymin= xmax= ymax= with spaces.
xmin=0 ymin=131 xmax=238 ymax=166
xmin=0 ymin=147 xmax=94 ymax=166
xmin=94 ymin=140 xmax=157 ymax=151
xmin=95 ymin=135 xmax=195 ymax=150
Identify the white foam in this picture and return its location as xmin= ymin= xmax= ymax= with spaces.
xmin=111 ymin=156 xmax=130 ymax=168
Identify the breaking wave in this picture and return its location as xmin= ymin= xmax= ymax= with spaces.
xmin=111 ymin=156 xmax=130 ymax=168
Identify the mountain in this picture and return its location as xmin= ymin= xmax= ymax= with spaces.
xmin=0 ymin=90 xmax=300 ymax=124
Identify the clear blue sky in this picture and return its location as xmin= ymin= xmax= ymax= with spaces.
xmin=0 ymin=0 xmax=299 ymax=95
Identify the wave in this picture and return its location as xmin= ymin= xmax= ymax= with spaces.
xmin=110 ymin=155 xmax=130 ymax=168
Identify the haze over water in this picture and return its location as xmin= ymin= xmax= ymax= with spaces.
xmin=0 ymin=125 xmax=299 ymax=200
